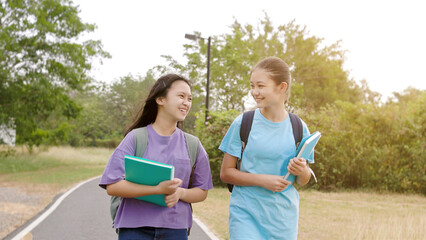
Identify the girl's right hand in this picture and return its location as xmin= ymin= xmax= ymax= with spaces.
xmin=260 ymin=175 xmax=291 ymax=193
xmin=157 ymin=178 xmax=182 ymax=195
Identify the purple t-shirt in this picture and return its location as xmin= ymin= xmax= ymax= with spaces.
xmin=99 ymin=124 xmax=213 ymax=229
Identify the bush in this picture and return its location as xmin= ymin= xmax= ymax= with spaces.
xmin=94 ymin=138 xmax=121 ymax=148
xmin=194 ymin=110 xmax=241 ymax=187
xmin=193 ymin=90 xmax=425 ymax=194
xmin=301 ymin=91 xmax=425 ymax=194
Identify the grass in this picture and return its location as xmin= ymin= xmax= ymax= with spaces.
xmin=0 ymin=145 xmax=112 ymax=188
xmin=192 ymin=188 xmax=231 ymax=240
xmin=192 ymin=188 xmax=426 ymax=240
xmin=1 ymin=146 xmax=425 ymax=240
xmin=298 ymin=190 xmax=426 ymax=240
xmin=0 ymin=146 xmax=114 ymax=240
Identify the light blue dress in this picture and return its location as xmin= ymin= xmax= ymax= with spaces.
xmin=219 ymin=109 xmax=313 ymax=240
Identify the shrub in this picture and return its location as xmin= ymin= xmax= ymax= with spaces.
xmin=301 ymin=91 xmax=425 ymax=194
xmin=194 ymin=110 xmax=241 ymax=187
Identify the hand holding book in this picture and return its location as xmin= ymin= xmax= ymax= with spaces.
xmin=287 ymin=157 xmax=308 ymax=176
xmin=124 ymin=155 xmax=181 ymax=206
xmin=164 ymin=187 xmax=185 ymax=208
xmin=158 ymin=178 xmax=182 ymax=195
xmin=283 ymin=131 xmax=321 ymax=181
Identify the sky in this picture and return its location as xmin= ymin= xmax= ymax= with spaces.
xmin=73 ymin=0 xmax=426 ymax=101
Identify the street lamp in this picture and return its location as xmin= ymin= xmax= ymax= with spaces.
xmin=184 ymin=33 xmax=211 ymax=124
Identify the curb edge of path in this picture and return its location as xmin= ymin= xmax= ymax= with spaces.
xmin=5 ymin=176 xmax=100 ymax=240
xmin=4 ymin=176 xmax=220 ymax=240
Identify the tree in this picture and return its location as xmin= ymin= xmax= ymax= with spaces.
xmin=160 ymin=15 xmax=367 ymax=113
xmin=58 ymin=72 xmax=156 ymax=147
xmin=103 ymin=72 xmax=156 ymax=135
xmin=0 ymin=0 xmax=110 ymax=148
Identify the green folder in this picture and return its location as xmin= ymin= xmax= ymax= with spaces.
xmin=124 ymin=155 xmax=174 ymax=206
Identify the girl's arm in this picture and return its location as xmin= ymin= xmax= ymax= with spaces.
xmin=164 ymin=187 xmax=208 ymax=208
xmin=179 ymin=187 xmax=208 ymax=203
xmin=220 ymin=153 xmax=291 ymax=192
xmin=288 ymin=157 xmax=311 ymax=186
xmin=106 ymin=178 xmax=182 ymax=198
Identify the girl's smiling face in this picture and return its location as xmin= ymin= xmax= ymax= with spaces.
xmin=250 ymin=69 xmax=287 ymax=109
xmin=157 ymin=80 xmax=192 ymax=122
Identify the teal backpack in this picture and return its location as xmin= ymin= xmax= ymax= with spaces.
xmin=110 ymin=127 xmax=200 ymax=230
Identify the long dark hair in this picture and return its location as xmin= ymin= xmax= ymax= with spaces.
xmin=125 ymin=74 xmax=191 ymax=136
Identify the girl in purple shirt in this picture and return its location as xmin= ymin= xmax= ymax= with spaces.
xmin=100 ymin=74 xmax=213 ymax=240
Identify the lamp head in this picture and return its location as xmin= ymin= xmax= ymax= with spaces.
xmin=185 ymin=34 xmax=198 ymax=41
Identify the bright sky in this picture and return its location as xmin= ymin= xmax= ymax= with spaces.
xmin=73 ymin=0 xmax=426 ymax=100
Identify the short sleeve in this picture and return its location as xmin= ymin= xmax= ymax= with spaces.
xmin=218 ymin=114 xmax=243 ymax=159
xmin=189 ymin=144 xmax=213 ymax=190
xmin=99 ymin=131 xmax=135 ymax=189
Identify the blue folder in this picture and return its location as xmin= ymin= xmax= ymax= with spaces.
xmin=296 ymin=131 xmax=321 ymax=164
xmin=283 ymin=131 xmax=321 ymax=180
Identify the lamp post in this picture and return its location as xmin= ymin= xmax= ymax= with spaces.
xmin=184 ymin=33 xmax=211 ymax=124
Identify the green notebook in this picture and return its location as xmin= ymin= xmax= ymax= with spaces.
xmin=124 ymin=155 xmax=174 ymax=206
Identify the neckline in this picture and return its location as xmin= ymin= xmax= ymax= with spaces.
xmin=256 ymin=108 xmax=289 ymax=127
xmin=148 ymin=124 xmax=178 ymax=138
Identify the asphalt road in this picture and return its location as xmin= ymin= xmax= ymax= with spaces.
xmin=6 ymin=177 xmax=215 ymax=240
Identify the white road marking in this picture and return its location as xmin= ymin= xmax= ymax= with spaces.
xmin=193 ymin=215 xmax=220 ymax=240
xmin=11 ymin=176 xmax=100 ymax=240
xmin=10 ymin=176 xmax=220 ymax=240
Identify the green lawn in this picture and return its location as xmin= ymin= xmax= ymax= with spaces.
xmin=0 ymin=146 xmax=112 ymax=187
xmin=193 ymin=188 xmax=426 ymax=240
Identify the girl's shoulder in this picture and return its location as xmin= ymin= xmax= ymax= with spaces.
xmin=231 ymin=112 xmax=244 ymax=125
xmin=115 ymin=130 xmax=135 ymax=153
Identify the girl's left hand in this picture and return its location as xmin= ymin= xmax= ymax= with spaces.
xmin=287 ymin=157 xmax=308 ymax=176
xmin=165 ymin=187 xmax=185 ymax=208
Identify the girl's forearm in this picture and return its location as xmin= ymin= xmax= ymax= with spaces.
xmin=179 ymin=187 xmax=208 ymax=203
xmin=106 ymin=180 xmax=160 ymax=198
xmin=221 ymin=167 xmax=268 ymax=188
xmin=296 ymin=166 xmax=311 ymax=186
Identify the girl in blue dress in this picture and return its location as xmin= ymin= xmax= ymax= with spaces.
xmin=219 ymin=57 xmax=313 ymax=240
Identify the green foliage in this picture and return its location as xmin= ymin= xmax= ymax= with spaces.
xmin=194 ymin=109 xmax=241 ymax=186
xmin=161 ymin=15 xmax=364 ymax=113
xmin=64 ymin=73 xmax=155 ymax=147
xmin=190 ymin=88 xmax=425 ymax=194
xmin=0 ymin=152 xmax=64 ymax=174
xmin=301 ymin=88 xmax=425 ymax=194
xmin=0 ymin=0 xmax=110 ymax=148
xmin=103 ymin=72 xmax=156 ymax=134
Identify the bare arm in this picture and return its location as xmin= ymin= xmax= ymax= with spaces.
xmin=106 ymin=178 xmax=182 ymax=198
xmin=179 ymin=187 xmax=208 ymax=202
xmin=288 ymin=158 xmax=311 ymax=186
xmin=164 ymin=187 xmax=208 ymax=208
xmin=220 ymin=153 xmax=290 ymax=192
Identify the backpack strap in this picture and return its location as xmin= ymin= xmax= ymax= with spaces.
xmin=227 ymin=110 xmax=255 ymax=192
xmin=183 ymin=132 xmax=199 ymax=169
xmin=134 ymin=127 xmax=148 ymax=157
xmin=240 ymin=110 xmax=255 ymax=157
xmin=183 ymin=132 xmax=200 ymax=236
xmin=183 ymin=132 xmax=200 ymax=189
xmin=289 ymin=113 xmax=303 ymax=149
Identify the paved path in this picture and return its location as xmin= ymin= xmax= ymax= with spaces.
xmin=6 ymin=177 xmax=216 ymax=240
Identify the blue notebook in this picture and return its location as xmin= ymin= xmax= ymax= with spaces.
xmin=295 ymin=131 xmax=321 ymax=164
xmin=124 ymin=155 xmax=174 ymax=207
xmin=284 ymin=131 xmax=321 ymax=180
